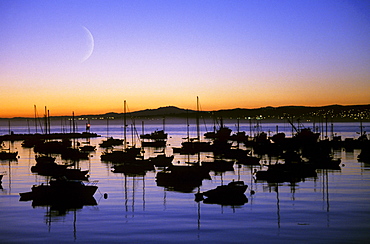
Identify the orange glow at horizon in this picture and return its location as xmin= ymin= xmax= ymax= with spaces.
xmin=1 ymin=1 xmax=369 ymax=118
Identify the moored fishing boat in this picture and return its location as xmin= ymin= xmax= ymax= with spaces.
xmin=0 ymin=150 xmax=18 ymax=160
xmin=31 ymin=159 xmax=89 ymax=180
xmin=35 ymin=154 xmax=56 ymax=164
xmin=255 ymin=161 xmax=317 ymax=183
xmin=196 ymin=180 xmax=248 ymax=199
xmin=99 ymin=137 xmax=124 ymax=148
xmin=195 ymin=180 xmax=248 ymax=205
xmin=156 ymin=164 xmax=210 ymax=192
xmin=201 ymin=159 xmax=235 ymax=172
xmin=79 ymin=145 xmax=96 ymax=152
xmin=148 ymin=154 xmax=174 ymax=167
xmin=0 ymin=142 xmax=18 ymax=160
xmin=19 ymin=177 xmax=98 ymax=202
xmin=140 ymin=130 xmax=168 ymax=140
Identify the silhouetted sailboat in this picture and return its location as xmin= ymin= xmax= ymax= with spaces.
xmin=0 ymin=140 xmax=18 ymax=160
xmin=195 ymin=180 xmax=248 ymax=206
xmin=173 ymin=97 xmax=211 ymax=154
xmin=140 ymin=118 xmax=168 ymax=147
xmin=19 ymin=177 xmax=98 ymax=202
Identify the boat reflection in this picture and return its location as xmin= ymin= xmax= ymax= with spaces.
xmin=19 ymin=176 xmax=98 ymax=239
xmin=203 ymin=194 xmax=248 ymax=206
xmin=31 ymin=195 xmax=97 ymax=211
xmin=28 ymin=196 xmax=97 ymax=241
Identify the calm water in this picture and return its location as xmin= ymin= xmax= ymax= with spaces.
xmin=1 ymin=119 xmax=369 ymax=243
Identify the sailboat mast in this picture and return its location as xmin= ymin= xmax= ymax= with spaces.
xmin=34 ymin=105 xmax=38 ymax=134
xmin=72 ymin=111 xmax=76 ymax=133
xmin=124 ymin=100 xmax=127 ymax=149
xmin=44 ymin=106 xmax=48 ymax=135
xmin=186 ymin=109 xmax=190 ymax=142
xmin=196 ymin=96 xmax=200 ymax=141
xmin=48 ymin=109 xmax=51 ymax=134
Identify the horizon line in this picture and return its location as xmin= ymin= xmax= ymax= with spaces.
xmin=1 ymin=103 xmax=369 ymax=119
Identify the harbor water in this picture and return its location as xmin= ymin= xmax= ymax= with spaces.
xmin=0 ymin=119 xmax=369 ymax=243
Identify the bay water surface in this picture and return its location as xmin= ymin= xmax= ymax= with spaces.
xmin=0 ymin=119 xmax=369 ymax=243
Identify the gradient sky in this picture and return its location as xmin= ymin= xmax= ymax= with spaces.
xmin=1 ymin=0 xmax=369 ymax=118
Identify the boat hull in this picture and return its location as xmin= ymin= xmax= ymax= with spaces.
xmin=19 ymin=180 xmax=98 ymax=202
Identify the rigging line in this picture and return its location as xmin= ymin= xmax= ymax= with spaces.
xmin=34 ymin=106 xmax=44 ymax=134
xmin=125 ymin=103 xmax=141 ymax=144
xmin=198 ymin=99 xmax=208 ymax=132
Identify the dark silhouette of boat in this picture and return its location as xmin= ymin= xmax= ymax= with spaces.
xmin=223 ymin=148 xmax=261 ymax=165
xmin=201 ymin=159 xmax=235 ymax=172
xmin=148 ymin=154 xmax=174 ymax=167
xmin=21 ymin=138 xmax=44 ymax=148
xmin=61 ymin=148 xmax=89 ymax=160
xmin=174 ymin=140 xmax=212 ymax=154
xmin=33 ymin=139 xmax=72 ymax=154
xmin=195 ymin=180 xmax=248 ymax=205
xmin=358 ymin=141 xmax=370 ymax=163
xmin=35 ymin=154 xmax=56 ymax=164
xmin=112 ymin=153 xmax=175 ymax=174
xmin=79 ymin=145 xmax=96 ymax=152
xmin=255 ymin=161 xmax=317 ymax=183
xmin=140 ymin=130 xmax=168 ymax=140
xmin=203 ymin=120 xmax=234 ymax=154
xmin=141 ymin=140 xmax=166 ymax=147
xmin=204 ymin=125 xmax=232 ymax=141
xmin=140 ymin=119 xmax=168 ymax=147
xmin=99 ymin=137 xmax=123 ymax=148
xmin=229 ymin=131 xmax=248 ymax=143
xmin=100 ymin=146 xmax=141 ymax=163
xmin=112 ymin=159 xmax=155 ymax=175
xmin=307 ymin=154 xmax=341 ymax=170
xmin=300 ymin=144 xmax=342 ymax=170
xmin=293 ymin=128 xmax=320 ymax=145
xmin=173 ymin=97 xmax=213 ymax=154
xmin=0 ymin=141 xmax=18 ymax=160
xmin=156 ymin=164 xmax=210 ymax=192
xmin=237 ymin=155 xmax=260 ymax=165
xmin=32 ymin=158 xmax=70 ymax=173
xmin=0 ymin=150 xmax=18 ymax=160
xmin=31 ymin=159 xmax=89 ymax=180
xmin=19 ymin=177 xmax=98 ymax=202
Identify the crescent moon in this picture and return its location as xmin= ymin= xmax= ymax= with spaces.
xmin=81 ymin=26 xmax=94 ymax=63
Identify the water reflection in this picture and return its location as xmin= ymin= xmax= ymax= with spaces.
xmin=0 ymin=121 xmax=368 ymax=243
xmin=115 ymin=174 xmax=148 ymax=217
xmin=36 ymin=198 xmax=97 ymax=241
xmin=19 ymin=178 xmax=98 ymax=240
xmin=0 ymin=159 xmax=18 ymax=193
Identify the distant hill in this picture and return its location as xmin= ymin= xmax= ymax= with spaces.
xmin=131 ymin=106 xmax=194 ymax=116
xmin=84 ymin=104 xmax=370 ymax=122
xmin=7 ymin=104 xmax=370 ymax=122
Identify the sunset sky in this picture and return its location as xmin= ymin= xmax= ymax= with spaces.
xmin=1 ymin=0 xmax=369 ymax=118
